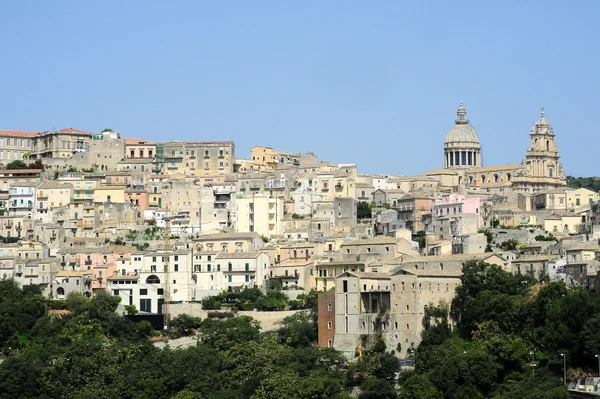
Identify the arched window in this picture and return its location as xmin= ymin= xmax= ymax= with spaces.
xmin=507 ymin=173 xmax=511 ymax=181
xmin=146 ymin=275 xmax=160 ymax=284
xmin=546 ymin=140 xmax=550 ymax=151
xmin=481 ymin=175 xmax=486 ymax=184
xmin=469 ymin=176 xmax=473 ymax=185
xmin=564 ymin=224 xmax=569 ymax=232
xmin=57 ymin=287 xmax=65 ymax=296
xmin=494 ymin=174 xmax=499 ymax=182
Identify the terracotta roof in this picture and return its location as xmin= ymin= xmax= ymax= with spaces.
xmin=0 ymin=130 xmax=37 ymax=137
xmin=58 ymin=128 xmax=92 ymax=135
xmin=124 ymin=137 xmax=153 ymax=144
xmin=0 ymin=169 xmax=41 ymax=174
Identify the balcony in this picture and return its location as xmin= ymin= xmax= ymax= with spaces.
xmin=322 ymin=187 xmax=329 ymax=192
xmin=335 ymin=184 xmax=343 ymax=191
xmin=85 ymin=259 xmax=93 ymax=266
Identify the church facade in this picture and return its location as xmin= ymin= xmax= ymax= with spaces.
xmin=442 ymin=103 xmax=566 ymax=193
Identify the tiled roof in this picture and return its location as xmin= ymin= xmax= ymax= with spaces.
xmin=215 ymin=252 xmax=265 ymax=259
xmin=58 ymin=128 xmax=92 ymax=135
xmin=340 ymin=237 xmax=402 ymax=246
xmin=0 ymin=130 xmax=37 ymax=137
xmin=124 ymin=137 xmax=153 ymax=144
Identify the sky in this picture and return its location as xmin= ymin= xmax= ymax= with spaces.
xmin=1 ymin=1 xmax=598 ymax=177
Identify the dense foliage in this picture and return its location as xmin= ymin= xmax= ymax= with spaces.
xmin=201 ymin=287 xmax=317 ymax=311
xmin=567 ymin=176 xmax=600 ymax=193
xmin=3 ymin=261 xmax=597 ymax=397
xmin=404 ymin=260 xmax=600 ymax=398
xmin=0 ymin=281 xmax=394 ymax=398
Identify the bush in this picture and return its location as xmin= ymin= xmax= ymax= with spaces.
xmin=169 ymin=314 xmax=203 ymax=337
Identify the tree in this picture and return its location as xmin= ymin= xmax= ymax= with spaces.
xmin=398 ymin=375 xmax=443 ymax=399
xmin=451 ymin=261 xmax=531 ymax=337
xmin=278 ymin=311 xmax=317 ymax=348
xmin=169 ymin=314 xmax=202 ymax=337
xmin=5 ymin=160 xmax=28 ymax=170
xmin=359 ymin=379 xmax=397 ymax=399
xmin=498 ymin=372 xmax=569 ymax=399
xmin=198 ymin=316 xmax=260 ymax=351
xmin=357 ymin=201 xmax=373 ymax=220
xmin=28 ymin=159 xmax=44 ymax=170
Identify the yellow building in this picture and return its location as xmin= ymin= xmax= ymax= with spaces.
xmin=543 ymin=213 xmax=583 ymax=235
xmin=251 ymin=146 xmax=300 ymax=169
xmin=59 ymin=178 xmax=99 ymax=202
xmin=93 ymin=186 xmax=126 ymax=204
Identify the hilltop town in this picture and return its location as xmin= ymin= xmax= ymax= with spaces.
xmin=0 ymin=103 xmax=598 ymax=361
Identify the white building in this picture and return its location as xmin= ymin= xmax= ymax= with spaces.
xmin=236 ymin=194 xmax=284 ymax=238
xmin=8 ymin=183 xmax=36 ymax=218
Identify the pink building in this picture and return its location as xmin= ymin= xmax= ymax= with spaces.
xmin=57 ymin=245 xmax=133 ymax=292
xmin=432 ymin=194 xmax=482 ymax=236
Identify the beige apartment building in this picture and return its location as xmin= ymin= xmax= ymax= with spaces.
xmin=160 ymin=141 xmax=235 ymax=177
xmin=251 ymin=146 xmax=300 ymax=169
xmin=0 ymin=130 xmax=36 ymax=165
xmin=31 ymin=128 xmax=92 ymax=159
xmin=532 ymin=187 xmax=599 ymax=211
xmin=35 ymin=181 xmax=73 ymax=223
xmin=236 ymin=194 xmax=285 ymax=238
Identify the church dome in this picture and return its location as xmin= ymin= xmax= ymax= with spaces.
xmin=445 ymin=124 xmax=480 ymax=143
xmin=444 ymin=102 xmax=480 ymax=144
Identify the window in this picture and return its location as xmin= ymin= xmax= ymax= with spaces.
xmin=140 ymin=289 xmax=148 ymax=295
xmin=174 ymin=264 xmax=178 ymax=272
xmin=327 ymin=303 xmax=332 ymax=311
xmin=245 ymin=263 xmax=249 ymax=271
xmin=327 ymin=321 xmax=332 ymax=330
xmin=157 ymin=289 xmax=164 ymax=295
xmin=140 ymin=299 xmax=151 ymax=312
xmin=342 ymin=280 xmax=348 ymax=293
xmin=146 ymin=275 xmax=160 ymax=284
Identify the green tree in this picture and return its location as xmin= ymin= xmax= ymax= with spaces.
xmin=5 ymin=160 xmax=28 ymax=170
xmin=357 ymin=201 xmax=373 ymax=219
xmin=398 ymin=375 xmax=442 ymax=399
xmin=359 ymin=379 xmax=397 ymax=399
xmin=278 ymin=311 xmax=317 ymax=348
xmin=198 ymin=316 xmax=260 ymax=351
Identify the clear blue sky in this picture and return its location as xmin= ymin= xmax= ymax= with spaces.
xmin=1 ymin=1 xmax=598 ymax=176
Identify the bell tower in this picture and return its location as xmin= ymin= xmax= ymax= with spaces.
xmin=512 ymin=109 xmax=567 ymax=192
